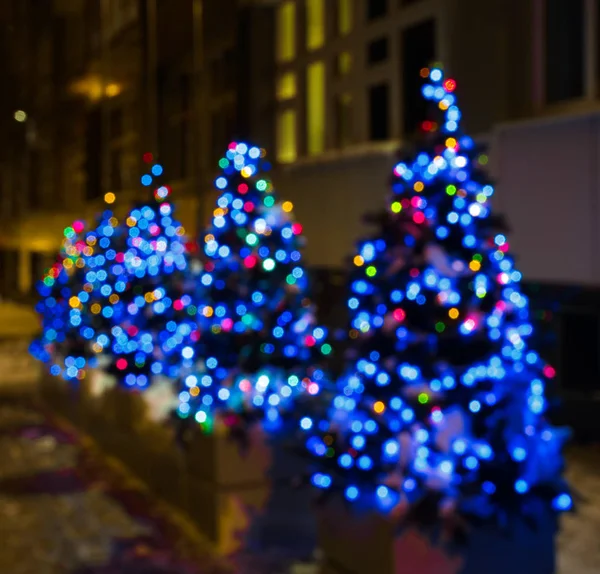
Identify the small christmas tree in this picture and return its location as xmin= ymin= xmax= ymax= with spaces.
xmin=106 ymin=164 xmax=199 ymax=399
xmin=302 ymin=67 xmax=570 ymax=526
xmin=177 ymin=142 xmax=331 ymax=432
xmin=32 ymin=213 xmax=128 ymax=382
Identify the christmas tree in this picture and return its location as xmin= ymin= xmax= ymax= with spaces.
xmin=106 ymin=162 xmax=199 ymax=399
xmin=176 ymin=142 xmax=331 ymax=432
xmin=31 ymin=213 xmax=128 ymax=382
xmin=302 ymin=67 xmax=570 ymax=525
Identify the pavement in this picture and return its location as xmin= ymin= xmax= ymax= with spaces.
xmin=0 ymin=334 xmax=599 ymax=573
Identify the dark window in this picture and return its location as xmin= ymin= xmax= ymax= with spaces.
xmin=334 ymin=94 xmax=353 ymax=148
xmin=0 ymin=250 xmax=19 ymax=297
xmin=367 ymin=0 xmax=387 ymax=21
xmin=367 ymin=37 xmax=388 ymax=65
xmin=85 ymin=107 xmax=103 ymax=201
xmin=181 ymin=121 xmax=190 ymax=178
xmin=401 ymin=19 xmax=436 ymax=136
xmin=545 ymin=0 xmax=584 ymax=104
xmin=368 ymin=83 xmax=389 ymax=141
xmin=109 ymin=108 xmax=123 ymax=140
xmin=181 ymin=74 xmax=192 ymax=113
xmin=399 ymin=0 xmax=422 ymax=5
xmin=560 ymin=311 xmax=600 ymax=392
xmin=211 ymin=111 xmax=224 ymax=165
xmin=28 ymin=150 xmax=41 ymax=207
xmin=30 ymin=252 xmax=50 ymax=290
xmin=109 ymin=148 xmax=122 ymax=192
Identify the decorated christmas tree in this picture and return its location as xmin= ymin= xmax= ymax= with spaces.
xmin=31 ymin=213 xmax=128 ymax=383
xmin=302 ymin=67 xmax=570 ymax=527
xmin=106 ymin=162 xmax=199 ymax=406
xmin=176 ymin=142 xmax=332 ymax=432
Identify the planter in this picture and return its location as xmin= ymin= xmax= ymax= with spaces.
xmin=318 ymin=499 xmax=557 ymax=574
xmin=185 ymin=428 xmax=317 ymax=558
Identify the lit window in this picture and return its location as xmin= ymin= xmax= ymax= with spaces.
xmin=277 ymin=72 xmax=297 ymax=100
xmin=306 ymin=0 xmax=325 ymax=51
xmin=277 ymin=109 xmax=297 ymax=163
xmin=336 ymin=52 xmax=352 ymax=76
xmin=276 ymin=1 xmax=296 ymax=63
xmin=337 ymin=0 xmax=353 ymax=35
xmin=306 ymin=61 xmax=326 ymax=156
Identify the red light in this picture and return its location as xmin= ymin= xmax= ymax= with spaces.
xmin=73 ymin=221 xmax=85 ymax=233
xmin=305 ymin=335 xmax=316 ymax=347
xmin=222 ymin=318 xmax=234 ymax=331
xmin=410 ymin=196 xmax=422 ymax=208
xmin=543 ymin=365 xmax=556 ymax=379
xmin=115 ymin=252 xmax=125 ymax=263
xmin=444 ymin=79 xmax=457 ymax=92
xmin=238 ymin=183 xmax=249 ymax=194
xmin=127 ymin=326 xmax=139 ymax=337
xmin=409 ymin=268 xmax=419 ymax=278
xmin=116 ymin=358 xmax=128 ymax=370
xmin=239 ymin=379 xmax=252 ymax=393
xmin=149 ymin=224 xmax=160 ymax=236
xmin=393 ymin=309 xmax=406 ymax=322
xmin=243 ymin=201 xmax=255 ymax=212
xmin=205 ymin=262 xmax=215 ymax=272
xmin=173 ymin=300 xmax=184 ymax=311
xmin=244 ymin=255 xmax=257 ymax=268
xmin=143 ymin=152 xmax=153 ymax=164
xmin=413 ymin=211 xmax=425 ymax=224
xmin=308 ymin=382 xmax=319 ymax=395
xmin=190 ymin=330 xmax=200 ymax=342
xmin=499 ymin=243 xmax=509 ymax=252
xmin=422 ymin=121 xmax=432 ymax=132
xmin=228 ymin=141 xmax=237 ymax=150
xmin=292 ymin=223 xmax=303 ymax=235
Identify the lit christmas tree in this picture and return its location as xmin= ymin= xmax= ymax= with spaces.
xmin=107 ymin=164 xmax=199 ymax=402
xmin=31 ymin=213 xmax=128 ymax=383
xmin=302 ymin=67 xmax=570 ymax=527
xmin=176 ymin=142 xmax=331 ymax=433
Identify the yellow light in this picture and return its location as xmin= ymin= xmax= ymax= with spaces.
xmin=439 ymin=101 xmax=449 ymax=111
xmin=282 ymin=201 xmax=293 ymax=212
xmin=109 ymin=294 xmax=119 ymax=304
xmin=446 ymin=138 xmax=457 ymax=148
xmin=76 ymin=258 xmax=85 ymax=268
xmin=69 ymin=296 xmax=81 ymax=308
xmin=92 ymin=343 xmax=103 ymax=353
xmin=337 ymin=0 xmax=353 ymax=35
xmin=14 ymin=110 xmax=27 ymax=122
xmin=104 ymin=83 xmax=121 ymax=98
xmin=127 ymin=217 xmax=136 ymax=227
xmin=87 ymin=236 xmax=97 ymax=246
xmin=190 ymin=386 xmax=200 ymax=397
xmin=241 ymin=166 xmax=252 ymax=178
xmin=469 ymin=260 xmax=481 ymax=272
xmin=391 ymin=202 xmax=402 ymax=213
xmin=84 ymin=283 xmax=93 ymax=292
xmin=63 ymin=259 xmax=73 ymax=269
xmin=203 ymin=306 xmax=214 ymax=318
xmin=414 ymin=181 xmax=424 ymax=192
xmin=109 ymin=217 xmax=118 ymax=227
xmin=205 ymin=234 xmax=214 ymax=243
xmin=374 ymin=401 xmax=385 ymax=414
xmin=83 ymin=246 xmax=93 ymax=256
xmin=176 ymin=226 xmax=185 ymax=236
xmin=449 ymin=308 xmax=459 ymax=319
xmin=144 ymin=292 xmax=154 ymax=303
xmin=214 ymin=208 xmax=225 ymax=217
xmin=91 ymin=304 xmax=101 ymax=314
xmin=353 ymin=255 xmax=364 ymax=266
xmin=104 ymin=192 xmax=116 ymax=204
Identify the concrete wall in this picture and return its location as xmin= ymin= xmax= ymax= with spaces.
xmin=492 ymin=112 xmax=600 ymax=286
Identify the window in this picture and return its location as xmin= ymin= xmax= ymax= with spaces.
xmin=401 ymin=19 xmax=436 ymax=135
xmin=337 ymin=0 xmax=353 ymax=36
xmin=336 ymin=52 xmax=352 ymax=76
xmin=306 ymin=61 xmax=326 ymax=155
xmin=109 ymin=107 xmax=123 ymax=140
xmin=277 ymin=109 xmax=297 ymax=163
xmin=109 ymin=148 xmax=122 ymax=191
xmin=334 ymin=93 xmax=353 ymax=148
xmin=367 ymin=0 xmax=387 ymax=21
xmin=276 ymin=1 xmax=296 ymax=63
xmin=306 ymin=0 xmax=325 ymax=51
xmin=277 ymin=72 xmax=297 ymax=100
xmin=367 ymin=37 xmax=388 ymax=65
xmin=368 ymin=83 xmax=389 ymax=140
xmin=545 ymin=0 xmax=584 ymax=103
xmin=561 ymin=310 xmax=600 ymax=392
